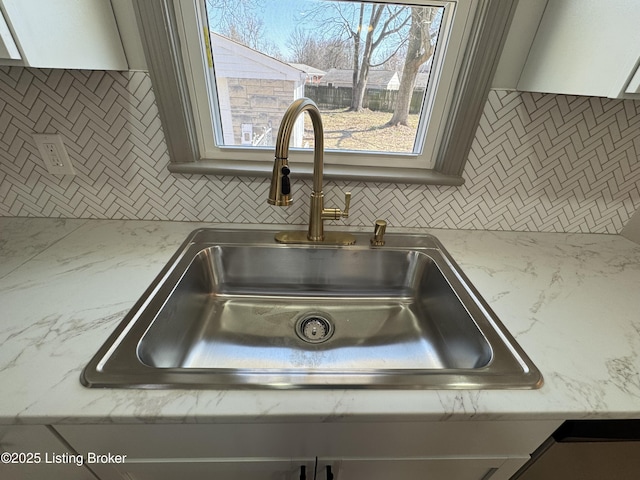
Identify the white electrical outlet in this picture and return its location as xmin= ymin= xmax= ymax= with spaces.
xmin=33 ymin=134 xmax=75 ymax=176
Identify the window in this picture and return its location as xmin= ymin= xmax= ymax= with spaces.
xmin=205 ymin=0 xmax=444 ymax=159
xmin=135 ymin=0 xmax=516 ymax=184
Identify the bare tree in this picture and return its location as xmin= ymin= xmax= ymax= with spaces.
xmin=287 ymin=28 xmax=351 ymax=70
xmin=387 ymin=7 xmax=440 ymax=126
xmin=343 ymin=4 xmax=411 ymax=111
xmin=206 ymin=0 xmax=259 ymax=35
xmin=206 ymin=0 xmax=282 ymax=58
xmin=305 ymin=2 xmax=411 ymax=111
xmin=323 ymin=38 xmax=353 ymax=70
xmin=287 ymin=28 xmax=314 ymax=64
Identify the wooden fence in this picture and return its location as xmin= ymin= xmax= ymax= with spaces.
xmin=305 ymin=85 xmax=425 ymax=113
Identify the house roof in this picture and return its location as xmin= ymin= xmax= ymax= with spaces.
xmin=402 ymin=58 xmax=433 ymax=88
xmin=210 ymin=32 xmax=304 ymax=82
xmin=288 ymin=63 xmax=326 ymax=76
xmin=319 ymin=69 xmax=400 ymax=89
xmin=411 ymin=72 xmax=431 ymax=89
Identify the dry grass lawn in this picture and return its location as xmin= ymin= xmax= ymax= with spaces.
xmin=303 ymin=109 xmax=419 ymax=153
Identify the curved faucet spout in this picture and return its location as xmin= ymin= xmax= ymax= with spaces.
xmin=267 ymin=98 xmax=355 ymax=245
xmin=268 ymin=98 xmax=324 ymax=207
xmin=275 ymin=98 xmax=324 ymax=192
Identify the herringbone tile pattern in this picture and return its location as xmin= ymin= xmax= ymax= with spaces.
xmin=0 ymin=67 xmax=639 ymax=233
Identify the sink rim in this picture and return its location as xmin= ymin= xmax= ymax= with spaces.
xmin=81 ymin=228 xmax=543 ymax=390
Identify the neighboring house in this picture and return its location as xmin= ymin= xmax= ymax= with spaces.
xmin=318 ymin=69 xmax=401 ymax=90
xmin=413 ymin=72 xmax=431 ymax=90
xmin=210 ymin=33 xmax=306 ymax=146
xmin=288 ymin=63 xmax=326 ymax=85
xmin=403 ymin=58 xmax=434 ymax=90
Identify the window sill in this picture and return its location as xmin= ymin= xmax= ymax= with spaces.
xmin=167 ymin=160 xmax=465 ymax=186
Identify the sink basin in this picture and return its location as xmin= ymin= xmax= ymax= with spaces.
xmin=138 ymin=245 xmax=492 ymax=371
xmin=81 ymin=229 xmax=542 ymax=389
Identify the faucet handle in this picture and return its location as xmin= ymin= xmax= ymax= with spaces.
xmin=342 ymin=192 xmax=351 ymax=218
xmin=321 ymin=191 xmax=352 ymax=221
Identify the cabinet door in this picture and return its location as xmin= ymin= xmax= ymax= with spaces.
xmin=517 ymin=0 xmax=640 ymax=98
xmin=56 ymin=421 xmax=558 ymax=480
xmin=338 ymin=458 xmax=494 ymax=480
xmin=107 ymin=456 xmax=528 ymax=480
xmin=0 ymin=7 xmax=20 ymax=60
xmin=328 ymin=457 xmax=527 ymax=480
xmin=109 ymin=458 xmax=314 ymax=480
xmin=0 ymin=425 xmax=96 ymax=480
xmin=0 ymin=0 xmax=128 ymax=69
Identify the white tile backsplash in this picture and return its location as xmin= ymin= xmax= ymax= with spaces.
xmin=1 ymin=67 xmax=639 ymax=233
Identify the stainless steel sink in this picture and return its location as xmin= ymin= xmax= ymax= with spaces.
xmin=81 ymin=229 xmax=542 ymax=389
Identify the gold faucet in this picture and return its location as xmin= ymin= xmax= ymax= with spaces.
xmin=268 ymin=98 xmax=356 ymax=245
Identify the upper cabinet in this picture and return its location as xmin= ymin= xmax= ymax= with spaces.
xmin=0 ymin=0 xmax=134 ymax=70
xmin=516 ymin=0 xmax=640 ymax=99
xmin=0 ymin=7 xmax=19 ymax=60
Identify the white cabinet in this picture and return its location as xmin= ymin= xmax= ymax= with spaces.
xmin=105 ymin=457 xmax=523 ymax=480
xmin=0 ymin=425 xmax=96 ymax=480
xmin=56 ymin=420 xmax=561 ymax=480
xmin=0 ymin=7 xmax=19 ymax=60
xmin=335 ymin=458 xmax=528 ymax=480
xmin=516 ymin=0 xmax=640 ymax=99
xmin=105 ymin=459 xmax=314 ymax=480
xmin=0 ymin=0 xmax=128 ymax=70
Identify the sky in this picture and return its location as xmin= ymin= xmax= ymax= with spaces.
xmin=207 ymin=0 xmax=318 ymax=57
xmin=206 ymin=0 xmax=444 ymax=64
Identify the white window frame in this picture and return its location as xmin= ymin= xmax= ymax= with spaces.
xmin=174 ymin=0 xmax=470 ymax=170
xmin=133 ymin=0 xmax=517 ymax=185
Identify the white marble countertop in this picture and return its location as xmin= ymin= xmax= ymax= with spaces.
xmin=1 ymin=217 xmax=640 ymax=425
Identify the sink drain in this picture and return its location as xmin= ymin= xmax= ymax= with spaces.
xmin=295 ymin=314 xmax=334 ymax=344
